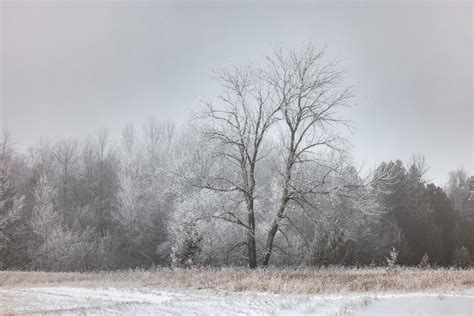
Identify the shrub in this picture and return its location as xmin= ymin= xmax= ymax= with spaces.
xmin=418 ymin=253 xmax=431 ymax=269
xmin=385 ymin=247 xmax=399 ymax=272
xmin=170 ymin=223 xmax=203 ymax=268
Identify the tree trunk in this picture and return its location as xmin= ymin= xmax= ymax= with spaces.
xmin=262 ymin=198 xmax=289 ymax=267
xmin=246 ymin=198 xmax=257 ymax=268
xmin=247 ymin=220 xmax=257 ymax=268
xmin=262 ymin=157 xmax=293 ymax=267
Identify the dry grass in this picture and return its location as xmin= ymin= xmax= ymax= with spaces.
xmin=0 ymin=267 xmax=473 ymax=295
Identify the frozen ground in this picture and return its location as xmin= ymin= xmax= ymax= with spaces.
xmin=0 ymin=286 xmax=473 ymax=315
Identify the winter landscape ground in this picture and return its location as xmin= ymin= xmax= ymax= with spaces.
xmin=1 ymin=268 xmax=473 ymax=315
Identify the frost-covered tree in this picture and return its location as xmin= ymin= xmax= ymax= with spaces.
xmin=192 ymin=45 xmax=395 ymax=268
xmin=30 ymin=174 xmax=63 ymax=270
xmin=92 ymin=130 xmax=119 ymax=236
xmin=113 ymin=170 xmax=159 ymax=267
xmin=169 ymin=189 xmax=246 ymax=266
xmin=30 ymin=173 xmax=104 ymax=271
xmin=195 ymin=63 xmax=279 ymax=268
xmin=446 ymin=169 xmax=469 ymax=212
xmin=112 ymin=120 xmax=180 ymax=268
xmin=261 ymin=46 xmax=354 ymax=266
xmin=29 ymin=172 xmax=93 ymax=271
xmin=0 ymin=131 xmax=25 ymax=268
xmin=52 ymin=138 xmax=79 ymax=228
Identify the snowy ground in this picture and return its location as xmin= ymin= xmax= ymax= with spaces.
xmin=1 ymin=286 xmax=473 ymax=315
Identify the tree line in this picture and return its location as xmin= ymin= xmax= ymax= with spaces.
xmin=0 ymin=45 xmax=472 ymax=270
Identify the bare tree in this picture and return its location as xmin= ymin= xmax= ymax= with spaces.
xmin=30 ymin=173 xmax=61 ymax=271
xmin=446 ymin=168 xmax=469 ymax=212
xmin=28 ymin=138 xmax=56 ymax=180
xmin=261 ymin=45 xmax=352 ymax=266
xmin=196 ymin=64 xmax=279 ymax=268
xmin=94 ymin=129 xmax=118 ymax=235
xmin=143 ymin=118 xmax=175 ymax=167
xmin=53 ymin=138 xmax=78 ymax=227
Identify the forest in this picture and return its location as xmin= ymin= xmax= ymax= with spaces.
xmin=0 ymin=46 xmax=473 ymax=271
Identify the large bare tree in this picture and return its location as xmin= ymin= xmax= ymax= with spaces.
xmin=196 ymin=45 xmax=357 ymax=268
xmin=261 ymin=46 xmax=352 ymax=266
xmin=196 ymin=65 xmax=279 ymax=268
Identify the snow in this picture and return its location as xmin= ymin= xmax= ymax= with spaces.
xmin=358 ymin=293 xmax=474 ymax=316
xmin=1 ymin=286 xmax=473 ymax=315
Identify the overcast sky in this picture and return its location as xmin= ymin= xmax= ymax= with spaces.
xmin=1 ymin=1 xmax=472 ymax=185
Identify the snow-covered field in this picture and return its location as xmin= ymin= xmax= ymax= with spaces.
xmin=1 ymin=286 xmax=473 ymax=315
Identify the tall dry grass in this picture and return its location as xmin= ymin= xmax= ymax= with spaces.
xmin=0 ymin=267 xmax=473 ymax=295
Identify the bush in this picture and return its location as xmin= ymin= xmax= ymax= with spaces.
xmin=170 ymin=223 xmax=203 ymax=268
xmin=418 ymin=253 xmax=431 ymax=269
xmin=385 ymin=247 xmax=399 ymax=272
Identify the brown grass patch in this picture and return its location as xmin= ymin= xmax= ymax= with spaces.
xmin=0 ymin=267 xmax=473 ymax=295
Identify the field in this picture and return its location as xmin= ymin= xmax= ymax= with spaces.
xmin=1 ymin=267 xmax=473 ymax=315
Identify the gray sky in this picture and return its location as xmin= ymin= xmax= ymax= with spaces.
xmin=1 ymin=1 xmax=472 ymax=185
